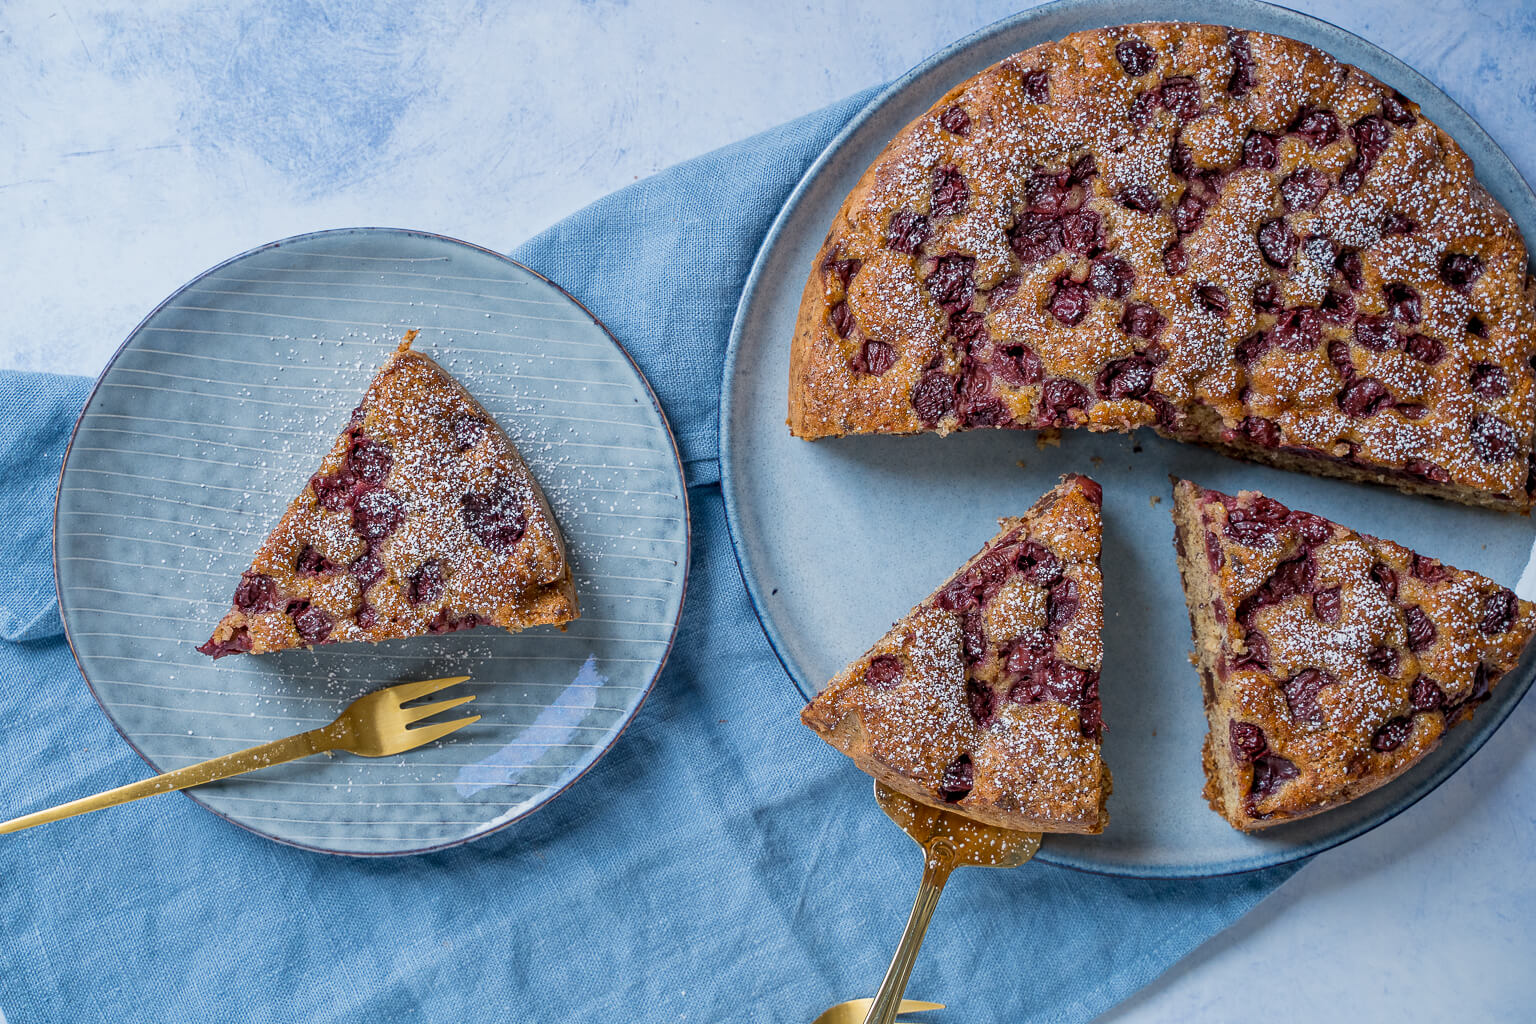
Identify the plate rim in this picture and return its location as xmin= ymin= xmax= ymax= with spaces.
xmin=53 ymin=225 xmax=692 ymax=858
xmin=718 ymin=0 xmax=1536 ymax=877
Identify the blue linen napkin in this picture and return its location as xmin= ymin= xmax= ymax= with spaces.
xmin=0 ymin=90 xmax=1302 ymax=1023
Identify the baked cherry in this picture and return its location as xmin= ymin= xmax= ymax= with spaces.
xmin=1480 ymin=588 xmax=1518 ymax=634
xmin=1242 ymin=132 xmax=1278 ymax=169
xmin=1227 ymin=31 xmax=1257 ymax=94
xmin=1470 ymin=363 xmax=1508 ymax=399
xmin=1291 ymin=108 xmax=1341 ymax=147
xmin=1471 ymin=415 xmax=1519 ymax=464
xmin=1281 ymin=167 xmax=1330 ymax=211
xmin=1313 ymin=586 xmax=1342 ymax=624
xmin=931 ymin=166 xmax=968 ymax=217
xmin=1120 ymin=302 xmax=1165 ymax=339
xmin=1438 ymin=252 xmax=1482 ymax=293
xmin=233 ymin=572 xmax=281 ymax=614
xmin=939 ymin=755 xmax=974 ymax=802
xmin=1048 ymin=278 xmax=1094 ymax=326
xmin=1007 ymin=212 xmax=1063 ymax=264
xmin=1371 ymin=717 xmax=1412 ymax=752
xmin=460 ymin=485 xmax=529 ymax=551
xmin=1038 ymin=379 xmax=1089 ymax=425
xmin=1404 ymin=606 xmax=1436 ymax=651
xmin=290 ymin=602 xmax=334 ymax=645
xmin=940 ymin=104 xmax=971 ymax=135
xmin=1089 ymin=256 xmax=1135 ymax=298
xmin=408 ymin=559 xmax=446 ymax=606
xmin=1284 ymin=667 xmax=1338 ymax=727
xmin=911 ymin=371 xmax=958 ymax=425
xmin=353 ymin=487 xmax=406 ymax=541
xmin=1021 ymin=69 xmax=1050 ymax=104
xmin=864 ymin=655 xmax=903 ymax=689
xmin=1249 ymin=753 xmax=1299 ymax=801
xmin=1257 ymin=219 xmax=1298 ymax=267
xmin=887 ymin=210 xmax=931 ymax=255
xmin=1115 ymin=38 xmax=1157 ymax=76
xmin=1230 ymin=721 xmax=1267 ymax=762
xmin=830 ymin=301 xmax=855 ymax=338
xmin=924 ymin=253 xmax=976 ymax=312
xmin=1196 ymin=285 xmax=1230 ymax=317
xmin=853 ymin=340 xmax=897 ymax=376
xmin=1410 ymin=676 xmax=1445 ymax=712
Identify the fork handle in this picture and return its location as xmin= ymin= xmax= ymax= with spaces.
xmin=862 ymin=844 xmax=956 ymax=1024
xmin=0 ymin=728 xmax=332 ymax=834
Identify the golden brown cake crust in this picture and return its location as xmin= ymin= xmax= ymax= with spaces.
xmin=789 ymin=22 xmax=1536 ymax=511
xmin=1171 ymin=479 xmax=1535 ymax=830
xmin=200 ymin=338 xmax=578 ymax=657
xmin=800 ymin=475 xmax=1110 ymax=834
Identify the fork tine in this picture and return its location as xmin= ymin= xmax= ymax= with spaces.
xmin=385 ymin=675 xmax=471 ymax=704
xmin=399 ymin=715 xmax=481 ymax=749
xmin=402 ymin=694 xmax=477 ymax=725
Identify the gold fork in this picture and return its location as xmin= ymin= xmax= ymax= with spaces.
xmin=0 ymin=675 xmax=478 ymax=834
xmin=816 ymin=780 xmax=1043 ymax=1024
xmin=810 ymin=998 xmax=945 ymax=1024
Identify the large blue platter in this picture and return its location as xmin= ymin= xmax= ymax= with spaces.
xmin=56 ymin=228 xmax=689 ymax=856
xmin=721 ymin=0 xmax=1536 ymax=877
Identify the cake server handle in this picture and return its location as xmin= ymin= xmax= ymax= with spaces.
xmin=861 ymin=840 xmax=956 ymax=1024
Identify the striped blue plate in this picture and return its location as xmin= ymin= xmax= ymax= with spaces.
xmin=54 ymin=227 xmax=689 ymax=856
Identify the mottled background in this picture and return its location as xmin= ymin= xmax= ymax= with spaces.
xmin=3 ymin=1 xmax=1535 ymax=1021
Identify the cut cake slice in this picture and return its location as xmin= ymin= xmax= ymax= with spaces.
xmin=199 ymin=335 xmax=578 ymax=657
xmin=1171 ymin=478 xmax=1535 ymax=830
xmin=801 ymin=474 xmax=1110 ymax=833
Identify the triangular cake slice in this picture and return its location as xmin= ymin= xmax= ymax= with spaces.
xmin=801 ymin=474 xmax=1110 ymax=833
xmin=199 ymin=335 xmax=578 ymax=657
xmin=1171 ymin=479 xmax=1535 ymax=830
xmin=788 ymin=23 xmax=1536 ymax=512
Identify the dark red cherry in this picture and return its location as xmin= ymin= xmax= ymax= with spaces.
xmin=1115 ymin=38 xmax=1157 ymax=76
xmin=864 ymin=655 xmax=903 ymax=689
xmin=460 ymin=485 xmax=528 ymax=551
xmin=887 ymin=210 xmax=931 ymax=255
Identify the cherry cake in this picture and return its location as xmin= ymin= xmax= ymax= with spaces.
xmin=800 ymin=475 xmax=1110 ymax=833
xmin=788 ymin=22 xmax=1536 ymax=511
xmin=199 ymin=336 xmax=578 ymax=657
xmin=1171 ymin=479 xmax=1535 ymax=830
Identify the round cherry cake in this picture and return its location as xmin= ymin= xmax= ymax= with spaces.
xmin=1171 ymin=479 xmax=1536 ymax=830
xmin=199 ymin=336 xmax=578 ymax=658
xmin=788 ymin=22 xmax=1536 ymax=512
xmin=800 ymin=475 xmax=1110 ymax=834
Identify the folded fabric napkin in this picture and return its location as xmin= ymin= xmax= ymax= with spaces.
xmin=0 ymin=90 xmax=1301 ymax=1023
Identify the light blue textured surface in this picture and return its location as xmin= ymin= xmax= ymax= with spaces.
xmin=3 ymin=1 xmax=1535 ymax=1021
xmin=54 ymin=228 xmax=689 ymax=854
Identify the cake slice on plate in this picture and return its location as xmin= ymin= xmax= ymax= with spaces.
xmin=1171 ymin=479 xmax=1535 ymax=830
xmin=801 ymin=474 xmax=1110 ymax=834
xmin=199 ymin=334 xmax=578 ymax=657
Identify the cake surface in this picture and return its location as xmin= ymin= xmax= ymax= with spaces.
xmin=199 ymin=336 xmax=578 ymax=657
xmin=800 ymin=474 xmax=1110 ymax=833
xmin=788 ymin=22 xmax=1536 ymax=511
xmin=1171 ymin=479 xmax=1535 ymax=830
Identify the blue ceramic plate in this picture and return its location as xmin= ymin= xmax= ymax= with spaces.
xmin=55 ymin=228 xmax=689 ymax=856
xmin=721 ymin=0 xmax=1536 ymax=877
